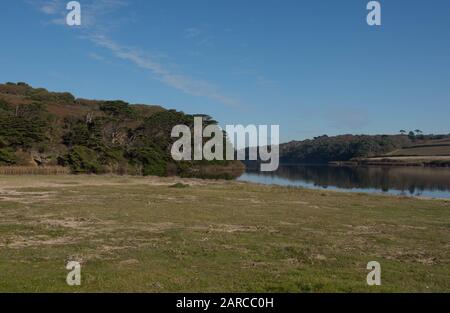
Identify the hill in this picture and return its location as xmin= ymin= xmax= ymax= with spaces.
xmin=0 ymin=82 xmax=244 ymax=178
xmin=385 ymin=138 xmax=450 ymax=157
xmin=355 ymin=138 xmax=450 ymax=167
xmin=256 ymin=133 xmax=450 ymax=167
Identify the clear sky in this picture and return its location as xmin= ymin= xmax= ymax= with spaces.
xmin=1 ymin=0 xmax=449 ymax=142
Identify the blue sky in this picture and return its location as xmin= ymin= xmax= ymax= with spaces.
xmin=1 ymin=0 xmax=449 ymax=142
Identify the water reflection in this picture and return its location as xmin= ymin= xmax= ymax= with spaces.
xmin=238 ymin=165 xmax=450 ymax=199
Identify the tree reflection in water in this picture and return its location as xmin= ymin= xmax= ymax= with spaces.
xmin=240 ymin=165 xmax=450 ymax=198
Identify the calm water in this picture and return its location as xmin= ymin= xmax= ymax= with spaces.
xmin=238 ymin=165 xmax=450 ymax=199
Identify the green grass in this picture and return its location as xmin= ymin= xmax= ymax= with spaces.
xmin=387 ymin=139 xmax=450 ymax=157
xmin=0 ymin=175 xmax=449 ymax=292
xmin=169 ymin=183 xmax=189 ymax=189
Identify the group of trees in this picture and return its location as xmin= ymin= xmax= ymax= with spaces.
xmin=279 ymin=134 xmax=413 ymax=164
xmin=0 ymin=82 xmax=240 ymax=178
xmin=399 ymin=129 xmax=424 ymax=139
xmin=0 ymin=98 xmax=51 ymax=165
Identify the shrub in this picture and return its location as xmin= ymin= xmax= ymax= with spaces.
xmin=100 ymin=101 xmax=135 ymax=118
xmin=0 ymin=115 xmax=48 ymax=148
xmin=169 ymin=183 xmax=189 ymax=188
xmin=65 ymin=146 xmax=102 ymax=174
xmin=126 ymin=147 xmax=167 ymax=176
xmin=0 ymin=148 xmax=17 ymax=165
xmin=0 ymin=99 xmax=11 ymax=112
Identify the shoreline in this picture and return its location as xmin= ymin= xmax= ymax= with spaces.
xmin=237 ymin=178 xmax=450 ymax=201
xmin=330 ymin=156 xmax=450 ymax=167
xmin=0 ymin=174 xmax=449 ymax=292
xmin=1 ymin=173 xmax=449 ymax=201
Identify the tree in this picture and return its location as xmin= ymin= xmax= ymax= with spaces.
xmin=100 ymin=101 xmax=135 ymax=118
xmin=415 ymin=129 xmax=423 ymax=135
xmin=400 ymin=130 xmax=406 ymax=135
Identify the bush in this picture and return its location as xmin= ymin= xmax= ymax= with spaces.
xmin=100 ymin=101 xmax=135 ymax=118
xmin=169 ymin=183 xmax=189 ymax=188
xmin=126 ymin=147 xmax=167 ymax=176
xmin=65 ymin=146 xmax=102 ymax=174
xmin=0 ymin=115 xmax=48 ymax=148
xmin=27 ymin=88 xmax=75 ymax=104
xmin=63 ymin=122 xmax=91 ymax=146
xmin=0 ymin=148 xmax=17 ymax=165
xmin=0 ymin=99 xmax=11 ymax=112
xmin=55 ymin=92 xmax=75 ymax=104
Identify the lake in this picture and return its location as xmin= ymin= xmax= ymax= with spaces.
xmin=238 ymin=165 xmax=450 ymax=199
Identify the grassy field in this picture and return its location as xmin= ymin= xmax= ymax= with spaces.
xmin=357 ymin=138 xmax=450 ymax=166
xmin=0 ymin=175 xmax=449 ymax=292
xmin=386 ymin=139 xmax=450 ymax=157
xmin=363 ymin=156 xmax=450 ymax=163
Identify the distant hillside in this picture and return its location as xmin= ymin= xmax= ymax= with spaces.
xmin=276 ymin=133 xmax=450 ymax=166
xmin=0 ymin=82 xmax=243 ymax=178
xmin=354 ymin=138 xmax=450 ymax=167
xmin=385 ymin=138 xmax=450 ymax=157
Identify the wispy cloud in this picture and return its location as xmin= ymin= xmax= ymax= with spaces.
xmin=88 ymin=52 xmax=105 ymax=61
xmin=185 ymin=27 xmax=202 ymax=39
xmin=184 ymin=26 xmax=214 ymax=47
xmin=82 ymin=0 xmax=130 ymax=29
xmin=89 ymin=34 xmax=239 ymax=107
xmin=31 ymin=0 xmax=129 ymax=28
xmin=39 ymin=0 xmax=60 ymax=14
xmin=29 ymin=0 xmax=65 ymax=24
xmin=233 ymin=67 xmax=277 ymax=88
xmin=28 ymin=0 xmax=239 ymax=108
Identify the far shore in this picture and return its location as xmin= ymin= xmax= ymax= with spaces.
xmin=329 ymin=155 xmax=450 ymax=167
